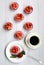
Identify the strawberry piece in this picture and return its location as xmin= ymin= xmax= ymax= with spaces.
xmin=17 ymin=53 xmax=23 ymax=58
xmin=15 ymin=31 xmax=24 ymax=40
xmin=4 ymin=22 xmax=13 ymax=30
xmin=10 ymin=46 xmax=20 ymax=54
xmin=14 ymin=13 xmax=24 ymax=22
xmin=10 ymin=2 xmax=19 ymax=10
xmin=24 ymin=6 xmax=33 ymax=14
xmin=24 ymin=22 xmax=33 ymax=31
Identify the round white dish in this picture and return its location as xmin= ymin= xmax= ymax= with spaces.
xmin=5 ymin=41 xmax=27 ymax=63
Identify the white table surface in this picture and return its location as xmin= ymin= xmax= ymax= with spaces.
xmin=0 ymin=0 xmax=44 ymax=65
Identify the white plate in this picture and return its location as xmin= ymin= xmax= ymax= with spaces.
xmin=25 ymin=33 xmax=42 ymax=49
xmin=5 ymin=41 xmax=27 ymax=63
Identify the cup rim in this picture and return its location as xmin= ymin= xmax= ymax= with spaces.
xmin=25 ymin=33 xmax=41 ymax=49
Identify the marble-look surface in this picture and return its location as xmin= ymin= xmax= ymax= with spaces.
xmin=0 ymin=0 xmax=44 ymax=65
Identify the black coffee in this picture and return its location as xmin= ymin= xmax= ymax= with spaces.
xmin=30 ymin=36 xmax=39 ymax=45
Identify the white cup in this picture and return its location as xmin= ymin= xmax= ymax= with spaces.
xmin=25 ymin=33 xmax=42 ymax=49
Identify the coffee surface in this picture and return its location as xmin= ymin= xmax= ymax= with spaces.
xmin=30 ymin=36 xmax=39 ymax=45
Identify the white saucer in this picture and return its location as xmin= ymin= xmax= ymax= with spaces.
xmin=25 ymin=33 xmax=41 ymax=49
xmin=5 ymin=41 xmax=27 ymax=63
